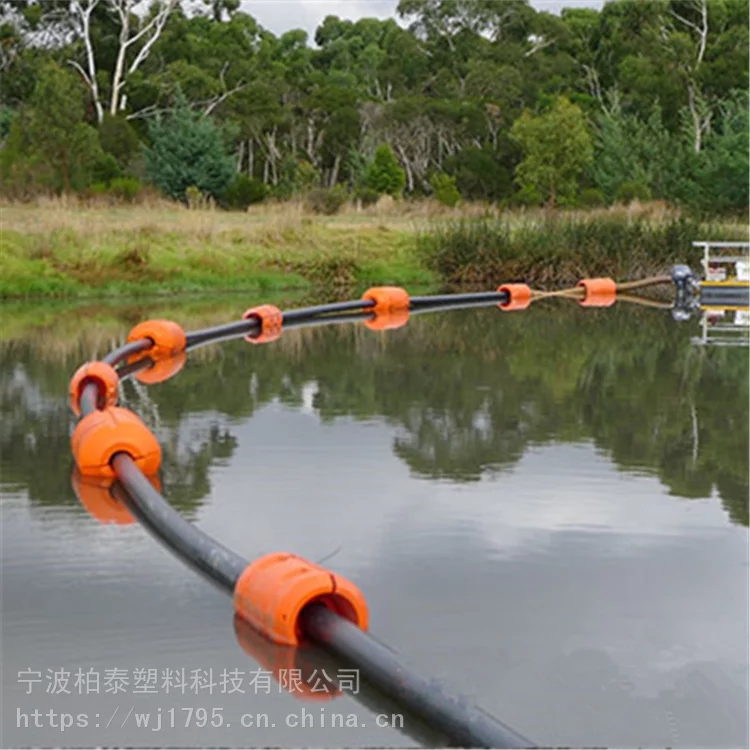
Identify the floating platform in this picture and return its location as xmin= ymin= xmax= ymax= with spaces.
xmin=693 ymin=240 xmax=749 ymax=310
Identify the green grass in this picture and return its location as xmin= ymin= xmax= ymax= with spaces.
xmin=0 ymin=212 xmax=436 ymax=299
xmin=2 ymin=203 xmax=747 ymax=299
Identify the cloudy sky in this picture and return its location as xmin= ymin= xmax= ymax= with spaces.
xmin=238 ymin=0 xmax=605 ymax=40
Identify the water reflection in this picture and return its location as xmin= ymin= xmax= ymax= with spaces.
xmin=1 ymin=299 xmax=747 ymax=527
xmin=2 ymin=296 xmax=748 ymax=749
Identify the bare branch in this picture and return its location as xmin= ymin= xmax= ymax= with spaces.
xmin=66 ymin=59 xmax=93 ymax=87
xmin=668 ymin=0 xmax=710 ymax=152
xmin=203 ymin=83 xmax=247 ymax=115
xmin=125 ymin=0 xmax=176 ymax=74
xmin=669 ymin=0 xmax=708 ymax=68
xmin=524 ymin=35 xmax=555 ymax=57
xmin=126 ymin=83 xmax=247 ymax=121
xmin=201 ymin=61 xmax=248 ymax=115
xmin=126 ymin=103 xmax=170 ymax=120
xmin=108 ymin=0 xmax=177 ymax=116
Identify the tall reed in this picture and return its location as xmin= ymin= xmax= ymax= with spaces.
xmin=416 ymin=214 xmax=748 ymax=286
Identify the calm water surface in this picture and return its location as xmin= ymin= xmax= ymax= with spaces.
xmin=1 ymin=294 xmax=748 ymax=748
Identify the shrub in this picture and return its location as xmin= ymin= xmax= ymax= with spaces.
xmin=98 ymin=114 xmax=141 ymax=170
xmin=513 ymin=184 xmax=544 ymax=206
xmin=91 ymin=152 xmax=122 ymax=185
xmin=616 ymin=181 xmax=652 ymax=204
xmin=223 ymin=174 xmax=268 ymax=210
xmin=430 ymin=172 xmax=461 ymax=207
xmin=275 ymin=157 xmax=320 ymax=199
xmin=108 ymin=177 xmax=142 ymax=203
xmin=84 ymin=182 xmax=109 ymax=195
xmin=579 ymin=187 xmax=606 ymax=207
xmin=0 ymin=106 xmax=18 ymax=143
xmin=296 ymin=160 xmax=320 ymax=191
xmin=364 ymin=144 xmax=406 ymax=197
xmin=353 ymin=186 xmax=380 ymax=207
xmin=306 ymin=186 xmax=348 ymax=215
xmin=185 ymin=185 xmax=203 ymax=209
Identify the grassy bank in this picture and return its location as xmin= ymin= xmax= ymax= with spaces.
xmin=1 ymin=201 xmax=747 ymax=299
xmin=1 ymin=203 xmax=436 ymax=299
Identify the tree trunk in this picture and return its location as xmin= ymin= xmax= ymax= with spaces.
xmin=329 ymin=154 xmax=341 ymax=187
xmin=687 ymin=83 xmax=703 ymax=154
xmin=236 ymin=140 xmax=244 ymax=173
xmin=110 ymin=12 xmax=130 ymax=117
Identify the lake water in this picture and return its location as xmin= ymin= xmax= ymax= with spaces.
xmin=1 ymin=293 xmax=748 ymax=749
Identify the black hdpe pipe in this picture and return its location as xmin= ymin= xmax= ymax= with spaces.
xmin=105 ymin=450 xmax=533 ymax=748
xmin=76 ymin=292 xmax=590 ymax=748
xmin=106 ymin=449 xmax=533 ymax=748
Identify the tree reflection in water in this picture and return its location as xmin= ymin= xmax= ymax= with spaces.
xmin=1 ymin=301 xmax=746 ymax=526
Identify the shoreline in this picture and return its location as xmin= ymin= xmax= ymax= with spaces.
xmin=2 ymin=204 xmax=747 ymax=300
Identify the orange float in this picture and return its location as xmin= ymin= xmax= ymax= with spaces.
xmin=133 ymin=352 xmax=187 ymax=385
xmin=68 ymin=361 xmax=120 ymax=416
xmin=577 ymin=278 xmax=617 ymax=307
xmin=362 ymin=286 xmax=410 ymax=330
xmin=498 ymin=283 xmax=532 ymax=311
xmin=127 ymin=319 xmax=186 ymax=360
xmin=362 ymin=286 xmax=410 ymax=314
xmin=234 ymin=552 xmax=368 ymax=647
xmin=71 ymin=406 xmax=161 ymax=479
xmin=243 ymin=304 xmax=283 ymax=344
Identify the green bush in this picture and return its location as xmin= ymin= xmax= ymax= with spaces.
xmin=275 ymin=157 xmax=320 ymax=199
xmin=91 ymin=152 xmax=122 ymax=185
xmin=579 ymin=187 xmax=606 ymax=207
xmin=353 ymin=186 xmax=380 ymax=207
xmin=306 ymin=186 xmax=348 ymax=215
xmin=364 ymin=144 xmax=406 ymax=197
xmin=223 ymin=174 xmax=268 ymax=210
xmin=87 ymin=182 xmax=109 ymax=196
xmin=616 ymin=181 xmax=652 ymax=204
xmin=513 ymin=184 xmax=544 ymax=206
xmin=430 ymin=172 xmax=461 ymax=207
xmin=108 ymin=177 xmax=142 ymax=202
xmin=98 ymin=114 xmax=141 ymax=170
xmin=296 ymin=160 xmax=320 ymax=191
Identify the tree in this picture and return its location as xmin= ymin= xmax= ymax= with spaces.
xmin=25 ymin=62 xmax=102 ymax=193
xmin=511 ymin=96 xmax=593 ymax=206
xmin=690 ymin=90 xmax=749 ymax=214
xmin=364 ymin=144 xmax=406 ymax=196
xmin=98 ymin=112 xmax=140 ymax=169
xmin=68 ymin=0 xmax=178 ymax=123
xmin=590 ymin=100 xmax=686 ymax=203
xmin=0 ymin=0 xmax=746 ymax=210
xmin=143 ymin=93 xmax=235 ymax=201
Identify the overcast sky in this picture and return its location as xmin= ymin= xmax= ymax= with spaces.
xmin=239 ymin=0 xmax=605 ymax=40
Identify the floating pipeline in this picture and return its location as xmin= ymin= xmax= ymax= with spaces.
xmin=66 ymin=270 xmax=727 ymax=749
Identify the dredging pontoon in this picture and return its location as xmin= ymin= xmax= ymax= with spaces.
xmin=673 ymin=240 xmax=750 ymax=348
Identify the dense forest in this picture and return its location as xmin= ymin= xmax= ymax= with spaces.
xmin=0 ymin=0 xmax=748 ymax=213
